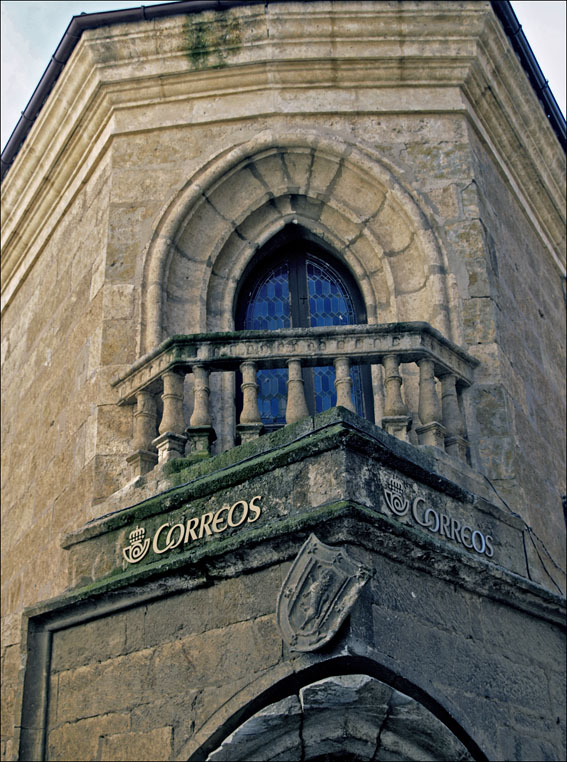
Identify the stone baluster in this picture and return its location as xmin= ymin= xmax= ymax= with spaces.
xmin=441 ymin=373 xmax=467 ymax=460
xmin=286 ymin=359 xmax=309 ymax=423
xmin=126 ymin=389 xmax=158 ymax=477
xmin=237 ymin=361 xmax=264 ymax=443
xmin=334 ymin=357 xmax=355 ymax=413
xmin=381 ymin=354 xmax=411 ymax=440
xmin=415 ymin=358 xmax=446 ymax=448
xmin=186 ymin=365 xmax=215 ymax=455
xmin=153 ymin=370 xmax=187 ymax=463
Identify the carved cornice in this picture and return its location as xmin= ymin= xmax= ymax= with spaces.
xmin=1 ymin=1 xmax=565 ymax=312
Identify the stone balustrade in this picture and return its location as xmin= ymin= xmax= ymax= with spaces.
xmin=113 ymin=323 xmax=478 ymax=477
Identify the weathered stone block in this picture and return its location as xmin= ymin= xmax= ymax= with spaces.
xmin=51 ymin=613 xmax=128 ymax=673
xmin=388 ymin=239 xmax=428 ymax=295
xmin=47 ymin=712 xmax=130 ymax=762
xmin=0 ymin=645 xmax=19 ymax=745
xmin=141 ymin=567 xmax=281 ymax=648
xmin=377 ymin=694 xmax=472 ymax=761
xmin=404 ymin=142 xmax=473 ymax=181
xmin=207 ymin=166 xmax=269 ymax=223
xmin=472 ymin=384 xmax=510 ymax=436
xmin=462 ymin=297 xmax=497 ymax=344
xmin=477 ymin=436 xmax=516 ymax=480
xmin=102 ymin=284 xmax=135 ymax=321
xmin=98 ymin=726 xmax=173 ymax=762
xmin=56 ymin=650 xmax=154 ymax=723
xmin=300 ymin=674 xmax=390 ymax=759
xmin=100 ymin=319 xmax=136 ymax=366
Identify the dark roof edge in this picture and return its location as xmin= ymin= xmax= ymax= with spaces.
xmin=1 ymin=0 xmax=565 ymax=183
xmin=490 ymin=0 xmax=566 ymax=148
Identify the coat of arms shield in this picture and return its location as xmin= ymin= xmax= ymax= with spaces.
xmin=276 ymin=534 xmax=371 ymax=652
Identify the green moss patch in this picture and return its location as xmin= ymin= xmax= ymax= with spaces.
xmin=184 ymin=13 xmax=242 ymax=70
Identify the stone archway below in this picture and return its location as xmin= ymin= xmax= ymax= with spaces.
xmin=204 ymin=674 xmax=475 ymax=761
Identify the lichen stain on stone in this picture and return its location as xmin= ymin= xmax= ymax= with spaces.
xmin=184 ymin=13 xmax=242 ymax=70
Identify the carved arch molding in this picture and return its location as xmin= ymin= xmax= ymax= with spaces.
xmin=196 ymin=674 xmax=475 ymax=762
xmin=141 ymin=131 xmax=457 ymax=355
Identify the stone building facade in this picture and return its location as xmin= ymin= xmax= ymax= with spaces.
xmin=1 ymin=1 xmax=565 ymax=760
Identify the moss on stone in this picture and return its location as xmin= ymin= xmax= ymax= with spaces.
xmin=184 ymin=13 xmax=242 ymax=70
xmin=40 ymin=501 xmax=368 ymax=610
xmin=66 ymin=408 xmax=470 ymax=547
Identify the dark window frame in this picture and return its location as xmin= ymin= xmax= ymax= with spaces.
xmin=234 ymin=226 xmax=374 ymax=427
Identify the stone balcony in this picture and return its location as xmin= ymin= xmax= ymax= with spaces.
xmin=112 ymin=322 xmax=478 ymax=479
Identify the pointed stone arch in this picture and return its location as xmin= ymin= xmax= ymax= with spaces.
xmin=182 ymin=664 xmax=486 ymax=762
xmin=203 ymin=674 xmax=475 ymax=762
xmin=140 ymin=131 xmax=456 ymax=356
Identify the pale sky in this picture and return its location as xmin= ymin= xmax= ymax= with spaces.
xmin=1 ymin=0 xmax=566 ymax=151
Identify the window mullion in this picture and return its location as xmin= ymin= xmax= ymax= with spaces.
xmin=288 ymin=252 xmax=305 ymax=328
xmin=293 ymin=253 xmax=316 ymax=414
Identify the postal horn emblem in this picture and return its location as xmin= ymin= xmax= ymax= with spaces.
xmin=276 ymin=534 xmax=371 ymax=652
xmin=383 ymin=477 xmax=410 ymax=516
xmin=122 ymin=526 xmax=150 ymax=564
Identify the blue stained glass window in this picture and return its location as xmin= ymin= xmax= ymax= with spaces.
xmin=245 ymin=263 xmax=290 ymax=332
xmin=306 ymin=260 xmax=356 ymax=328
xmin=242 ymin=251 xmax=366 ymax=424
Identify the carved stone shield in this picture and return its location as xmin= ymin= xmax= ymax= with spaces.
xmin=276 ymin=534 xmax=371 ymax=652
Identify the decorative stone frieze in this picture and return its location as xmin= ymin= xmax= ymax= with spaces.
xmin=112 ymin=324 xmax=478 ymax=403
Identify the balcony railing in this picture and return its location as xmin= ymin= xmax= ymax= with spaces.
xmin=111 ymin=323 xmax=478 ymax=477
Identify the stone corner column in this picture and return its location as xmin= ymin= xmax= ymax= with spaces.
xmin=415 ymin=358 xmax=445 ymax=449
xmin=382 ymin=354 xmax=411 ymax=440
xmin=186 ymin=365 xmax=215 ymax=455
xmin=128 ymin=389 xmax=158 ymax=477
xmin=286 ymin=359 xmax=309 ymax=424
xmin=153 ymin=369 xmax=187 ymax=463
xmin=237 ymin=361 xmax=264 ymax=443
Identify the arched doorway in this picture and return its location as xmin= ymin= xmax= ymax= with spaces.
xmin=201 ymin=674 xmax=477 ymax=761
xmin=234 ymin=228 xmax=374 ymax=429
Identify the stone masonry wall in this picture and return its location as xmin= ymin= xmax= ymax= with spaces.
xmin=17 ymin=411 xmax=564 ymax=761
xmin=43 ymin=542 xmax=565 ymax=762
xmin=1 ymin=157 xmax=113 ymax=761
xmin=467 ymin=126 xmax=566 ymax=574
xmin=2 ymin=3 xmax=565 ymax=760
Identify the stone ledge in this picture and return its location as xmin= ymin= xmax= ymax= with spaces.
xmin=56 ymin=407 xmax=536 ymax=599
xmin=25 ymin=503 xmax=567 ymax=640
xmin=63 ymin=406 xmax=492 ymax=548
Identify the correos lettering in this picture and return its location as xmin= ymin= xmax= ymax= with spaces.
xmin=126 ymin=496 xmax=264 ymax=564
xmin=403 ymin=494 xmax=494 ymax=558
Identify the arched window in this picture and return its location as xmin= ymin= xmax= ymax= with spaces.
xmin=235 ymin=229 xmax=373 ymax=428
